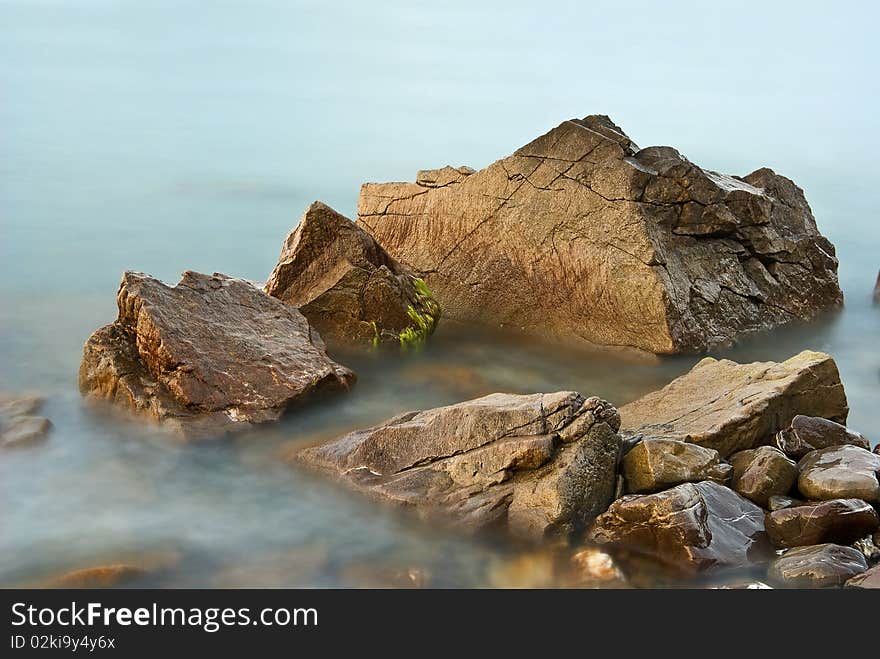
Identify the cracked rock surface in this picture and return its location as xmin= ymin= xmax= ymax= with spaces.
xmin=296 ymin=392 xmax=622 ymax=540
xmin=79 ymin=271 xmax=355 ymax=437
xmin=265 ymin=201 xmax=439 ymax=348
xmin=619 ymin=350 xmax=848 ymax=457
xmin=357 ymin=115 xmax=842 ymax=353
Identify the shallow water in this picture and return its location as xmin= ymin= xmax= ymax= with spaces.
xmin=1 ymin=1 xmax=878 ymax=587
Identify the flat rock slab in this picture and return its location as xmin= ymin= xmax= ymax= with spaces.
xmin=265 ymin=201 xmax=440 ymax=348
xmin=79 ymin=271 xmax=355 ymax=437
xmin=765 ymin=498 xmax=879 ymax=548
xmin=619 ymin=350 xmax=848 ymax=457
xmin=797 ymin=445 xmax=880 ymax=503
xmin=296 ymin=392 xmax=622 ymax=540
xmin=768 ymin=543 xmax=867 ymax=588
xmin=358 ymin=114 xmax=842 ymax=354
xmin=587 ymin=481 xmax=770 ymax=576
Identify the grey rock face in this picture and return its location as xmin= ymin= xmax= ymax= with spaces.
xmin=79 ymin=271 xmax=355 ymax=437
xmin=296 ymin=392 xmax=621 ymax=540
xmin=358 ymin=115 xmax=842 ymax=354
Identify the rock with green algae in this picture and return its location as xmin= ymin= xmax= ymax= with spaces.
xmin=265 ymin=201 xmax=440 ymax=349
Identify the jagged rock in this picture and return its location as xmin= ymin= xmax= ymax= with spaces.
xmin=621 ymin=438 xmax=731 ymax=493
xmin=619 ymin=350 xmax=847 ymax=457
xmin=775 ymin=415 xmax=870 ymax=460
xmin=846 ymin=563 xmax=880 ymax=588
xmin=729 ymin=446 xmax=797 ymax=507
xmin=79 ymin=271 xmax=355 ymax=437
xmin=296 ymin=392 xmax=621 ymax=540
xmin=0 ymin=393 xmax=51 ymax=448
xmin=264 ymin=201 xmax=439 ymax=348
xmin=767 ymin=544 xmax=867 ymax=588
xmin=357 ymin=115 xmax=842 ymax=354
xmin=587 ymin=481 xmax=770 ymax=575
xmin=768 ymin=494 xmax=801 ymax=511
xmin=798 ymin=445 xmax=880 ymax=503
xmin=764 ymin=499 xmax=879 ymax=548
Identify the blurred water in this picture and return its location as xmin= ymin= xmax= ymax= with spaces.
xmin=1 ymin=0 xmax=878 ymax=587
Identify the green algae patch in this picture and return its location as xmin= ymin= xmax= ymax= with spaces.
xmin=399 ymin=278 xmax=441 ymax=350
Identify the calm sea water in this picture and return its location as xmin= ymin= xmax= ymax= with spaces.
xmin=1 ymin=1 xmax=878 ymax=587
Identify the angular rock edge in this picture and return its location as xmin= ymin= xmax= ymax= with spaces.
xmin=358 ymin=114 xmax=842 ymax=354
xmin=79 ymin=271 xmax=355 ymax=437
xmin=265 ymin=201 xmax=440 ymax=348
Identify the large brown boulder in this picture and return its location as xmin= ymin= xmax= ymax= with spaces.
xmin=296 ymin=392 xmax=621 ymax=540
xmin=587 ymin=480 xmax=771 ymax=576
xmin=79 ymin=271 xmax=355 ymax=437
xmin=775 ymin=415 xmax=870 ymax=460
xmin=357 ymin=115 xmax=842 ymax=354
xmin=619 ymin=350 xmax=848 ymax=457
xmin=265 ymin=201 xmax=440 ymax=348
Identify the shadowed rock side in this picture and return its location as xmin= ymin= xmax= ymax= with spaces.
xmin=619 ymin=350 xmax=848 ymax=457
xmin=296 ymin=392 xmax=622 ymax=540
xmin=357 ymin=115 xmax=842 ymax=354
xmin=79 ymin=271 xmax=355 ymax=437
xmin=264 ymin=202 xmax=439 ymax=348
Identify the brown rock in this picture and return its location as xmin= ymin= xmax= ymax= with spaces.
xmin=358 ymin=115 xmax=842 ymax=354
xmin=621 ymin=438 xmax=731 ymax=493
xmin=567 ymin=547 xmax=628 ymax=588
xmin=264 ymin=201 xmax=440 ymax=348
xmin=765 ymin=499 xmax=879 ymax=548
xmin=729 ymin=446 xmax=797 ymax=507
xmin=79 ymin=271 xmax=355 ymax=438
xmin=619 ymin=350 xmax=847 ymax=457
xmin=0 ymin=394 xmax=51 ymax=449
xmin=297 ymin=392 xmax=621 ymax=540
xmin=846 ymin=563 xmax=880 ymax=588
xmin=797 ymin=445 xmax=880 ymax=503
xmin=587 ymin=481 xmax=770 ymax=576
xmin=767 ymin=543 xmax=867 ymax=588
xmin=775 ymin=415 xmax=870 ymax=460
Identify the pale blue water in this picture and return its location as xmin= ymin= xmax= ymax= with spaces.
xmin=1 ymin=0 xmax=877 ymax=587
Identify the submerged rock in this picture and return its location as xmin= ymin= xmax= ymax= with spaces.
xmin=764 ymin=499 xmax=879 ymax=548
xmin=846 ymin=563 xmax=880 ymax=589
xmin=46 ymin=565 xmax=148 ymax=588
xmin=296 ymin=392 xmax=621 ymax=540
xmin=767 ymin=543 xmax=867 ymax=588
xmin=797 ymin=445 xmax=880 ymax=503
xmin=621 ymin=438 xmax=731 ymax=494
xmin=264 ymin=201 xmax=440 ymax=348
xmin=587 ymin=481 xmax=770 ymax=576
xmin=0 ymin=394 xmax=51 ymax=449
xmin=358 ymin=114 xmax=842 ymax=354
xmin=775 ymin=415 xmax=870 ymax=460
xmin=874 ymin=269 xmax=880 ymax=304
xmin=79 ymin=271 xmax=355 ymax=437
xmin=729 ymin=446 xmax=798 ymax=507
xmin=619 ymin=350 xmax=848 ymax=457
